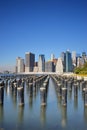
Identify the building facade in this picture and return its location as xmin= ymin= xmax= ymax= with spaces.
xmin=77 ymin=56 xmax=85 ymax=67
xmin=82 ymin=52 xmax=87 ymax=62
xmin=66 ymin=51 xmax=72 ymax=72
xmin=45 ymin=61 xmax=55 ymax=72
xmin=72 ymin=51 xmax=76 ymax=65
xmin=16 ymin=57 xmax=24 ymax=73
xmin=51 ymin=54 xmax=55 ymax=61
xmin=56 ymin=58 xmax=63 ymax=73
xmin=61 ymin=52 xmax=66 ymax=72
xmin=25 ymin=52 xmax=35 ymax=72
xmin=38 ymin=55 xmax=45 ymax=72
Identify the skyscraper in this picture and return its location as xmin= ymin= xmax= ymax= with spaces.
xmin=66 ymin=50 xmax=72 ymax=72
xmin=25 ymin=52 xmax=35 ymax=72
xmin=82 ymin=52 xmax=87 ymax=62
xmin=38 ymin=55 xmax=45 ymax=72
xmin=51 ymin=54 xmax=55 ymax=61
xmin=56 ymin=58 xmax=63 ymax=73
xmin=45 ymin=61 xmax=55 ymax=72
xmin=72 ymin=51 xmax=76 ymax=64
xmin=16 ymin=57 xmax=24 ymax=73
xmin=77 ymin=56 xmax=85 ymax=67
xmin=61 ymin=52 xmax=66 ymax=72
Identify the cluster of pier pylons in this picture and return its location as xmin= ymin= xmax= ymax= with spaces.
xmin=0 ymin=75 xmax=49 ymax=106
xmin=51 ymin=75 xmax=87 ymax=107
xmin=0 ymin=74 xmax=87 ymax=108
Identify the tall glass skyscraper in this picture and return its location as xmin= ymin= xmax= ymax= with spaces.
xmin=82 ymin=52 xmax=87 ymax=62
xmin=61 ymin=52 xmax=66 ymax=72
xmin=25 ymin=52 xmax=35 ymax=72
xmin=38 ymin=55 xmax=45 ymax=72
xmin=66 ymin=51 xmax=72 ymax=72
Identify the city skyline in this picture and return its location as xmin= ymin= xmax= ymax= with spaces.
xmin=15 ymin=50 xmax=87 ymax=74
xmin=0 ymin=0 xmax=87 ymax=69
xmin=0 ymin=50 xmax=87 ymax=72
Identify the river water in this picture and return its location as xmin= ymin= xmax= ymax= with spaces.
xmin=0 ymin=77 xmax=87 ymax=130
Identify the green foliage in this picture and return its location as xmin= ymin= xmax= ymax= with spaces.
xmin=74 ymin=62 xmax=87 ymax=74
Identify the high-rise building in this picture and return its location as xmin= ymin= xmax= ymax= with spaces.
xmin=45 ymin=61 xmax=55 ymax=72
xmin=51 ymin=54 xmax=55 ymax=61
xmin=61 ymin=52 xmax=66 ymax=72
xmin=33 ymin=62 xmax=38 ymax=72
xmin=38 ymin=55 xmax=45 ymax=72
xmin=66 ymin=50 xmax=72 ymax=72
xmin=25 ymin=52 xmax=35 ymax=72
xmin=77 ymin=56 xmax=85 ymax=67
xmin=82 ymin=52 xmax=87 ymax=62
xmin=16 ymin=57 xmax=24 ymax=73
xmin=72 ymin=51 xmax=76 ymax=65
xmin=56 ymin=58 xmax=63 ymax=73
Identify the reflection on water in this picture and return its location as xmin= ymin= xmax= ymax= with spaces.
xmin=68 ymin=91 xmax=72 ymax=100
xmin=0 ymin=105 xmax=4 ymax=122
xmin=0 ymin=77 xmax=87 ymax=130
xmin=84 ymin=106 xmax=87 ymax=123
xmin=29 ymin=96 xmax=33 ymax=109
xmin=18 ymin=106 xmax=24 ymax=123
xmin=61 ymin=106 xmax=67 ymax=128
xmin=74 ymin=96 xmax=78 ymax=110
xmin=40 ymin=105 xmax=46 ymax=126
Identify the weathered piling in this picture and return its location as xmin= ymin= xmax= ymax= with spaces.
xmin=57 ymin=83 xmax=62 ymax=97
xmin=62 ymin=88 xmax=67 ymax=106
xmin=10 ymin=81 xmax=14 ymax=92
xmin=80 ymin=81 xmax=85 ymax=91
xmin=43 ymin=77 xmax=49 ymax=95
xmin=68 ymin=81 xmax=72 ymax=91
xmin=5 ymin=79 xmax=8 ymax=86
xmin=21 ymin=79 xmax=25 ymax=88
xmin=29 ymin=83 xmax=33 ymax=97
xmin=0 ymin=81 xmax=4 ymax=86
xmin=17 ymin=87 xmax=24 ymax=106
xmin=33 ymin=80 xmax=36 ymax=92
xmin=64 ymin=80 xmax=67 ymax=88
xmin=17 ymin=78 xmax=22 ymax=87
xmin=40 ymin=87 xmax=46 ymax=106
xmin=13 ymin=83 xmax=17 ymax=96
xmin=0 ymin=86 xmax=4 ymax=105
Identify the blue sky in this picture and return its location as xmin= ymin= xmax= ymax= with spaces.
xmin=0 ymin=0 xmax=87 ymax=68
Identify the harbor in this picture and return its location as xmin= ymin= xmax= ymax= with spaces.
xmin=0 ymin=74 xmax=87 ymax=130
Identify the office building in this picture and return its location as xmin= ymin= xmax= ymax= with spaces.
xmin=82 ymin=52 xmax=87 ymax=62
xmin=77 ymin=56 xmax=85 ymax=67
xmin=56 ymin=58 xmax=63 ymax=73
xmin=72 ymin=51 xmax=76 ymax=66
xmin=38 ymin=55 xmax=45 ymax=72
xmin=25 ymin=52 xmax=35 ymax=72
xmin=16 ymin=57 xmax=24 ymax=73
xmin=45 ymin=61 xmax=55 ymax=72
xmin=51 ymin=54 xmax=55 ymax=61
xmin=61 ymin=52 xmax=66 ymax=72
xmin=34 ymin=62 xmax=38 ymax=72
xmin=66 ymin=50 xmax=72 ymax=72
